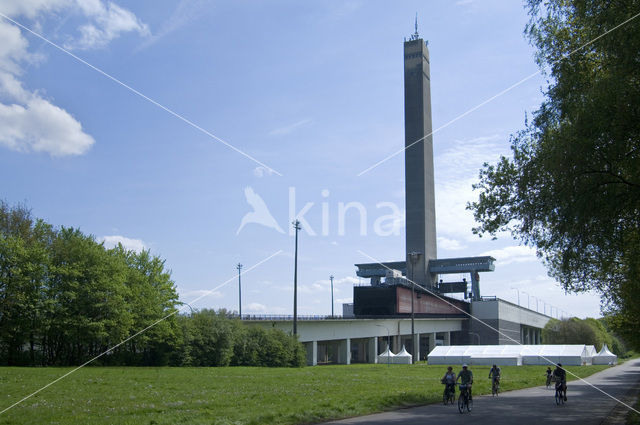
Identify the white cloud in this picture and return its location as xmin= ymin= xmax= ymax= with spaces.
xmin=0 ymin=96 xmax=95 ymax=155
xmin=137 ymin=0 xmax=213 ymax=50
xmin=253 ymin=166 xmax=275 ymax=178
xmin=435 ymin=135 xmax=508 ymax=241
xmin=246 ymin=302 xmax=267 ymax=313
xmin=101 ymin=235 xmax=147 ymax=252
xmin=438 ymin=236 xmax=466 ymax=251
xmin=0 ymin=0 xmax=73 ymax=20
xmin=0 ymin=1 xmax=148 ymax=156
xmin=481 ymin=245 xmax=538 ymax=266
xmin=298 ymin=275 xmax=358 ymax=294
xmin=69 ymin=1 xmax=149 ymax=50
xmin=269 ymin=118 xmax=312 ymax=136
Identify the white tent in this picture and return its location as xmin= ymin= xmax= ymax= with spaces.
xmin=377 ymin=347 xmax=396 ymax=364
xmin=428 ymin=344 xmax=596 ymax=366
xmin=426 ymin=345 xmax=470 ymax=365
xmin=586 ymin=345 xmax=597 ymax=358
xmin=521 ymin=345 xmax=590 ymax=366
xmin=592 ymin=344 xmax=617 ymax=365
xmin=394 ymin=345 xmax=413 ymax=364
xmin=469 ymin=345 xmax=523 ymax=366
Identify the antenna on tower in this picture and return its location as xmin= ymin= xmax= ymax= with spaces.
xmin=410 ymin=13 xmax=420 ymax=41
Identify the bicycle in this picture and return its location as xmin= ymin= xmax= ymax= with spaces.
xmin=442 ymin=383 xmax=455 ymax=405
xmin=491 ymin=377 xmax=500 ymax=396
xmin=458 ymin=384 xmax=473 ymax=413
xmin=546 ymin=374 xmax=553 ymax=388
xmin=555 ymin=381 xmax=566 ymax=405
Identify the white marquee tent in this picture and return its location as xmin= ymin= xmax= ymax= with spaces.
xmin=394 ymin=346 xmax=413 ymax=364
xmin=377 ymin=346 xmax=414 ymax=364
xmin=521 ymin=344 xmax=591 ymax=366
xmin=428 ymin=345 xmax=597 ymax=366
xmin=592 ymin=344 xmax=617 ymax=365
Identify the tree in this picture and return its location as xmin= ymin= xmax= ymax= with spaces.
xmin=542 ymin=318 xmax=597 ymax=346
xmin=468 ymin=0 xmax=640 ymax=348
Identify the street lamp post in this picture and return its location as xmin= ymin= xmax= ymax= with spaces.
xmin=408 ymin=251 xmax=421 ymax=363
xmin=522 ymin=290 xmax=530 ymax=309
xmin=376 ymin=324 xmax=391 ymax=367
xmin=511 ymin=287 xmax=520 ymax=306
xmin=237 ymin=263 xmax=243 ymax=319
xmin=330 ymin=275 xmax=334 ymax=317
xmin=292 ymin=220 xmax=301 ymax=335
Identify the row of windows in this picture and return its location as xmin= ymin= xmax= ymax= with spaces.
xmin=404 ymin=53 xmax=429 ymax=63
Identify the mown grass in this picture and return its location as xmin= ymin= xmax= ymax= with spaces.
xmin=0 ymin=363 xmax=608 ymax=425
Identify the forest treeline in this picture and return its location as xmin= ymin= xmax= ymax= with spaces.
xmin=542 ymin=317 xmax=627 ymax=356
xmin=0 ymin=201 xmax=304 ymax=367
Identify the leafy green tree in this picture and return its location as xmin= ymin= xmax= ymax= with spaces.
xmin=542 ymin=318 xmax=597 ymax=346
xmin=468 ymin=0 xmax=640 ymax=348
xmin=0 ymin=203 xmax=51 ymax=365
xmin=111 ymin=246 xmax=180 ymax=365
xmin=46 ymin=227 xmax=132 ymax=364
xmin=187 ymin=309 xmax=239 ymax=366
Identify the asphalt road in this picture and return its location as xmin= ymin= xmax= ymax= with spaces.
xmin=320 ymin=359 xmax=640 ymax=425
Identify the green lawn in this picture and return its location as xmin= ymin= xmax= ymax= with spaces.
xmin=0 ymin=364 xmax=608 ymax=425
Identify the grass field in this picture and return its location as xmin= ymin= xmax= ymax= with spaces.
xmin=0 ymin=363 xmax=609 ymax=425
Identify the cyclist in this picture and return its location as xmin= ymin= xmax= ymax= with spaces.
xmin=489 ymin=364 xmax=501 ymax=392
xmin=553 ymin=363 xmax=567 ymax=401
xmin=441 ymin=366 xmax=456 ymax=400
xmin=545 ymin=366 xmax=553 ymax=387
xmin=457 ymin=364 xmax=474 ymax=400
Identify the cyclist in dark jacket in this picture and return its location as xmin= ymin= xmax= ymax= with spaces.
xmin=553 ymin=363 xmax=567 ymax=401
xmin=457 ymin=364 xmax=474 ymax=400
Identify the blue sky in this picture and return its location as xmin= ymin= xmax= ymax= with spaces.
xmin=0 ymin=0 xmax=602 ymax=318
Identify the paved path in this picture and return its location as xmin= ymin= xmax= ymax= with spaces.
xmin=320 ymin=359 xmax=640 ymax=425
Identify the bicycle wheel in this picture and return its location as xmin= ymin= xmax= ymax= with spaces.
xmin=458 ymin=395 xmax=465 ymax=413
xmin=443 ymin=389 xmax=449 ymax=405
xmin=467 ymin=397 xmax=473 ymax=412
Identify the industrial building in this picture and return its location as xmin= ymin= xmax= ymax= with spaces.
xmin=247 ymin=26 xmax=552 ymax=366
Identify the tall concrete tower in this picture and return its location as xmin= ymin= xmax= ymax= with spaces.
xmin=404 ymin=27 xmax=437 ymax=289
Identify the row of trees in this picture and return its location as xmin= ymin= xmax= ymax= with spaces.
xmin=0 ymin=201 xmax=304 ymax=367
xmin=175 ymin=309 xmax=305 ymax=367
xmin=542 ymin=317 xmax=626 ymax=356
xmin=468 ymin=0 xmax=640 ymax=350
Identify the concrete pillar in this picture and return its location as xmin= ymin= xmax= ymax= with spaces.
xmin=413 ymin=333 xmax=420 ymax=363
xmin=338 ymin=338 xmax=351 ymax=365
xmin=444 ymin=331 xmax=451 ymax=346
xmin=368 ymin=337 xmax=378 ymax=364
xmin=429 ymin=332 xmax=436 ymax=353
xmin=305 ymin=341 xmax=318 ymax=366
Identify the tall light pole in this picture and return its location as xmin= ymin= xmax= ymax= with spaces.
xmin=408 ymin=251 xmax=421 ymax=363
xmin=522 ymin=290 xmax=530 ymax=309
xmin=237 ymin=263 xmax=243 ymax=319
xmin=330 ymin=275 xmax=335 ymax=317
xmin=292 ymin=220 xmax=301 ymax=335
xmin=511 ymin=287 xmax=520 ymax=306
xmin=375 ymin=324 xmax=391 ymax=367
